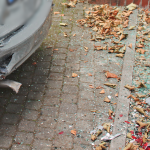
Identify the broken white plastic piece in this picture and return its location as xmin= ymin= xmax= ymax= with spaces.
xmin=101 ymin=133 xmax=122 ymax=141
xmin=0 ymin=80 xmax=22 ymax=93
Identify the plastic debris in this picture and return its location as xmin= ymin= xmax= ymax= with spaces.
xmin=0 ymin=80 xmax=22 ymax=93
xmin=101 ymin=133 xmax=122 ymax=141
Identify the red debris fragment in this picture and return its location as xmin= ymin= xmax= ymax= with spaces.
xmin=59 ymin=131 xmax=64 ymax=134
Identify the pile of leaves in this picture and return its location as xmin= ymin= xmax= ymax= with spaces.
xmin=124 ymin=9 xmax=150 ymax=150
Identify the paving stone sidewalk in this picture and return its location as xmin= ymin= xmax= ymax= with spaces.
xmin=0 ymin=1 xmax=126 ymax=150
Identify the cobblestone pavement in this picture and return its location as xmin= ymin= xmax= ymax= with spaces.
xmin=0 ymin=1 xmax=127 ymax=150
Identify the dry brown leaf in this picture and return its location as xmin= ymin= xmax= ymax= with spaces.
xmin=136 ymin=93 xmax=146 ymax=98
xmin=128 ymin=26 xmax=135 ymax=30
xmin=128 ymin=95 xmax=140 ymax=102
xmin=119 ymin=33 xmax=128 ymax=41
xmin=105 ymin=72 xmax=118 ymax=79
xmin=100 ymin=89 xmax=105 ymax=94
xmin=124 ymin=84 xmax=135 ymax=91
xmin=109 ymin=109 xmax=113 ymax=116
xmin=60 ymin=23 xmax=68 ymax=26
xmin=126 ymin=3 xmax=137 ymax=11
xmin=60 ymin=14 xmax=65 ymax=16
xmin=88 ymin=73 xmax=92 ymax=76
xmin=128 ymin=43 xmax=132 ymax=49
xmin=104 ymin=97 xmax=111 ymax=103
xmin=91 ymin=134 xmax=97 ymax=141
xmin=126 ymin=133 xmax=132 ymax=139
xmin=89 ymin=85 xmax=94 ymax=89
xmin=71 ymin=129 xmax=76 ymax=136
xmin=103 ymin=123 xmax=111 ymax=133
xmin=72 ymin=73 xmax=78 ymax=78
xmin=104 ymin=83 xmax=117 ymax=88
xmin=64 ymin=32 xmax=68 ymax=37
xmin=136 ymin=121 xmax=148 ymax=131
xmin=136 ymin=49 xmax=147 ymax=54
xmin=123 ymin=143 xmax=135 ymax=150
xmin=137 ymin=82 xmax=147 ymax=88
xmin=54 ymin=12 xmax=60 ymax=15
xmin=116 ymin=54 xmax=124 ymax=58
xmin=96 ymin=86 xmax=102 ymax=89
xmin=115 ymin=93 xmax=118 ymax=97
xmin=134 ymin=107 xmax=145 ymax=115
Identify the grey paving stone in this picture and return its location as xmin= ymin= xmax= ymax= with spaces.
xmin=28 ymin=91 xmax=43 ymax=100
xmin=37 ymin=116 xmax=57 ymax=129
xmin=62 ymin=85 xmax=78 ymax=94
xmin=41 ymin=106 xmax=59 ymax=118
xmin=50 ymin=66 xmax=65 ymax=73
xmin=6 ymin=104 xmax=23 ymax=114
xmin=35 ymin=127 xmax=54 ymax=140
xmin=0 ymin=124 xmax=16 ymax=136
xmin=25 ymin=100 xmax=42 ymax=110
xmin=32 ymin=139 xmax=52 ymax=150
xmin=48 ymin=73 xmax=63 ymax=80
xmin=53 ymin=135 xmax=73 ymax=149
xmin=10 ymin=95 xmax=26 ymax=104
xmin=43 ymin=97 xmax=60 ymax=106
xmin=18 ymin=119 xmax=36 ymax=132
xmin=11 ymin=144 xmax=30 ymax=150
xmin=22 ymin=109 xmax=39 ymax=120
xmin=2 ymin=114 xmax=20 ymax=124
xmin=59 ymin=103 xmax=77 ymax=114
xmin=0 ymin=136 xmax=12 ymax=148
xmin=46 ymin=80 xmax=63 ymax=89
xmin=61 ymin=93 xmax=78 ymax=104
xmin=44 ymin=89 xmax=61 ymax=97
xmin=14 ymin=132 xmax=34 ymax=144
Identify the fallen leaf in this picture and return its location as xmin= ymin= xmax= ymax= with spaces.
xmin=100 ymin=89 xmax=105 ymax=94
xmin=128 ymin=95 xmax=139 ymax=101
xmin=123 ymin=143 xmax=135 ymax=150
xmin=115 ymin=93 xmax=118 ymax=97
xmin=134 ymin=107 xmax=145 ymax=115
xmin=127 ymin=133 xmax=132 ymax=139
xmin=124 ymin=84 xmax=135 ymax=91
xmin=136 ymin=121 xmax=148 ymax=131
xmin=88 ymin=73 xmax=92 ymax=76
xmin=104 ymin=83 xmax=117 ymax=88
xmin=90 ymin=110 xmax=97 ymax=113
xmin=104 ymin=97 xmax=111 ymax=103
xmin=71 ymin=129 xmax=76 ymax=136
xmin=109 ymin=110 xmax=113 ymax=116
xmin=32 ymin=62 xmax=37 ymax=65
xmin=136 ymin=49 xmax=147 ymax=54
xmin=128 ymin=43 xmax=132 ymax=48
xmin=119 ymin=33 xmax=128 ymax=41
xmin=116 ymin=54 xmax=124 ymax=58
xmin=54 ymin=12 xmax=60 ymax=15
xmin=53 ymin=49 xmax=58 ymax=51
xmin=91 ymin=134 xmax=97 ymax=141
xmin=60 ymin=14 xmax=65 ymax=16
xmin=137 ymin=82 xmax=147 ymax=88
xmin=89 ymin=85 xmax=94 ymax=88
xmin=126 ymin=3 xmax=137 ymax=11
xmin=64 ymin=32 xmax=68 ymax=37
xmin=72 ymin=73 xmax=78 ymax=78
xmin=105 ymin=72 xmax=118 ymax=78
xmin=128 ymin=26 xmax=135 ymax=30
xmin=96 ymin=86 xmax=102 ymax=89
xmin=136 ymin=93 xmax=146 ymax=98
xmin=103 ymin=123 xmax=111 ymax=133
xmin=60 ymin=23 xmax=68 ymax=26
